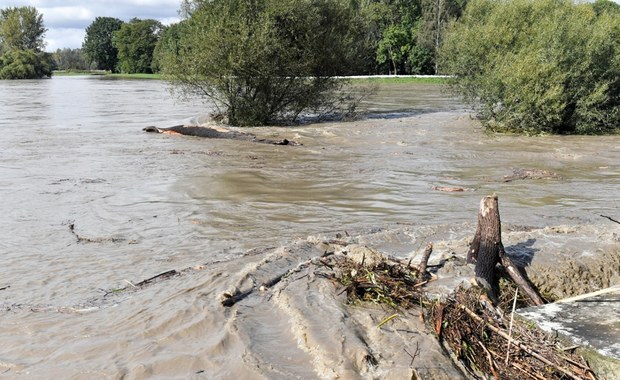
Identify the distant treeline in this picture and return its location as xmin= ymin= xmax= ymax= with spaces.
xmin=79 ymin=0 xmax=468 ymax=76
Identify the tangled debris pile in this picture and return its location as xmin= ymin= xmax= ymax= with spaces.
xmin=332 ymin=252 xmax=596 ymax=380
xmin=329 ymin=194 xmax=601 ymax=379
xmin=432 ymin=284 xmax=596 ymax=380
xmin=337 ymin=243 xmax=432 ymax=309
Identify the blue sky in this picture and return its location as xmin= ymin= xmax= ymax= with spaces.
xmin=1 ymin=0 xmax=619 ymax=52
xmin=0 ymin=0 xmax=181 ymax=51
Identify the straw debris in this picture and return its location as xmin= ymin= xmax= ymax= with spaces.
xmin=331 ymin=248 xmax=596 ymax=380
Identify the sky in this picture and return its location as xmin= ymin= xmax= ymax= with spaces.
xmin=0 ymin=0 xmax=182 ymax=52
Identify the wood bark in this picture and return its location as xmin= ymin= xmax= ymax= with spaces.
xmin=469 ymin=195 xmax=502 ymax=302
xmin=498 ymin=246 xmax=545 ymax=306
xmin=468 ymin=194 xmax=545 ymax=306
xmin=418 ymin=242 xmax=433 ymax=280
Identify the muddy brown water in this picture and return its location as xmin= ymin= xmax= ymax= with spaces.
xmin=1 ymin=77 xmax=619 ymax=378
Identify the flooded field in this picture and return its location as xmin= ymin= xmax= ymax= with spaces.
xmin=0 ymin=77 xmax=618 ymax=378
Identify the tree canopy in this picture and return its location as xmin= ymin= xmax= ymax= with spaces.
xmin=82 ymin=17 xmax=124 ymax=72
xmin=159 ymin=0 xmax=368 ymax=126
xmin=0 ymin=6 xmax=46 ymax=51
xmin=441 ymin=0 xmax=620 ymax=134
xmin=0 ymin=6 xmax=52 ymax=79
xmin=113 ymin=18 xmax=163 ymax=74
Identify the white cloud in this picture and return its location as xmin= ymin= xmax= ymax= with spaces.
xmin=39 ymin=6 xmax=93 ymax=28
xmin=0 ymin=0 xmax=182 ymax=50
xmin=45 ymin=27 xmax=86 ymax=52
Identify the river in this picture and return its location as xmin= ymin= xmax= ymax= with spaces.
xmin=0 ymin=76 xmax=619 ymax=379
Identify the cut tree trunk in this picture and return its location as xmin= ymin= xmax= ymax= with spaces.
xmin=468 ymin=194 xmax=545 ymax=306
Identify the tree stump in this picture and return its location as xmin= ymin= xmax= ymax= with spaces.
xmin=468 ymin=194 xmax=545 ymax=306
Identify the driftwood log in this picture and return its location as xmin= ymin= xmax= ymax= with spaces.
xmin=143 ymin=125 xmax=301 ymax=146
xmin=468 ymin=194 xmax=545 ymax=306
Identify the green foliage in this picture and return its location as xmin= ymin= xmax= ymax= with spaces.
xmin=0 ymin=6 xmax=46 ymax=52
xmin=113 ymin=18 xmax=163 ymax=74
xmin=0 ymin=49 xmax=53 ymax=79
xmin=82 ymin=17 xmax=124 ymax=72
xmin=161 ymin=0 xmax=366 ymax=126
xmin=418 ymin=0 xmax=468 ymax=73
xmin=53 ymin=48 xmax=89 ymax=71
xmin=0 ymin=6 xmax=52 ymax=79
xmin=152 ymin=22 xmax=187 ymax=73
xmin=358 ymin=0 xmax=465 ymax=75
xmin=592 ymin=0 xmax=620 ymax=16
xmin=376 ymin=24 xmax=411 ymax=74
xmin=363 ymin=0 xmax=431 ymax=75
xmin=441 ymin=0 xmax=620 ymax=134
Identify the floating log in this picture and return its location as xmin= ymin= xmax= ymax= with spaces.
xmin=143 ymin=125 xmax=301 ymax=146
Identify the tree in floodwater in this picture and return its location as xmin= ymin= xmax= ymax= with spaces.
xmin=82 ymin=17 xmax=124 ymax=72
xmin=441 ymin=0 xmax=620 ymax=134
xmin=160 ymin=0 xmax=367 ymax=126
xmin=113 ymin=18 xmax=164 ymax=74
xmin=0 ymin=6 xmax=53 ymax=79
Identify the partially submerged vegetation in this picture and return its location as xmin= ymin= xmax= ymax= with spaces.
xmin=158 ymin=0 xmax=368 ymax=126
xmin=440 ymin=0 xmax=620 ymax=135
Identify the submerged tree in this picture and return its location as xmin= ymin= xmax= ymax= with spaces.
xmin=160 ymin=0 xmax=366 ymax=126
xmin=0 ymin=6 xmax=53 ymax=79
xmin=82 ymin=17 xmax=124 ymax=72
xmin=441 ymin=0 xmax=620 ymax=134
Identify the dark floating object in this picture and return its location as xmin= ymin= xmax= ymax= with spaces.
xmin=143 ymin=125 xmax=301 ymax=146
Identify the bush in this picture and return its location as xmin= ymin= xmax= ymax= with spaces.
xmin=160 ymin=0 xmax=365 ymax=126
xmin=0 ymin=49 xmax=53 ymax=79
xmin=440 ymin=0 xmax=620 ymax=134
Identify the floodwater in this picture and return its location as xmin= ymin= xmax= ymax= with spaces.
xmin=0 ymin=77 xmax=619 ymax=379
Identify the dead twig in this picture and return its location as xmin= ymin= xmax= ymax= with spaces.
xmin=404 ymin=341 xmax=421 ymax=367
xmin=600 ymin=214 xmax=620 ymax=224
xmin=478 ymin=341 xmax=500 ymax=380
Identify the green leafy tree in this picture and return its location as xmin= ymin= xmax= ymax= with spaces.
xmin=0 ymin=6 xmax=52 ymax=79
xmin=152 ymin=22 xmax=188 ymax=73
xmin=418 ymin=0 xmax=467 ymax=73
xmin=441 ymin=0 xmax=620 ymax=134
xmin=161 ymin=0 xmax=366 ymax=126
xmin=0 ymin=6 xmax=46 ymax=51
xmin=0 ymin=49 xmax=53 ymax=79
xmin=82 ymin=17 xmax=124 ymax=72
xmin=376 ymin=24 xmax=410 ymax=74
xmin=112 ymin=18 xmax=163 ymax=74
xmin=360 ymin=0 xmax=435 ymax=75
xmin=592 ymin=0 xmax=620 ymax=15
